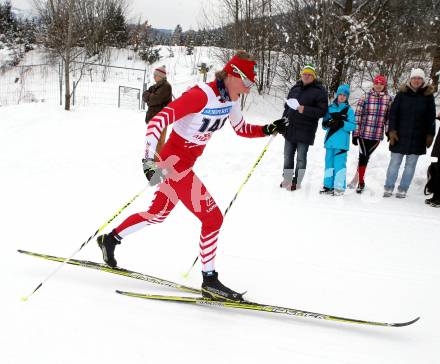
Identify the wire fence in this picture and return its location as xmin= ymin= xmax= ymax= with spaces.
xmin=0 ymin=60 xmax=147 ymax=110
xmin=71 ymin=62 xmax=146 ymax=109
xmin=0 ymin=63 xmax=62 ymax=106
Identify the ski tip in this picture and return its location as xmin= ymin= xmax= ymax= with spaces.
xmin=20 ymin=296 xmax=28 ymax=302
xmin=392 ymin=316 xmax=420 ymax=327
xmin=17 ymin=249 xmax=32 ymax=256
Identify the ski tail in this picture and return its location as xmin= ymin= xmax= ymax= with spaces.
xmin=115 ymin=290 xmax=420 ymax=328
xmin=18 ymin=250 xmax=201 ymax=294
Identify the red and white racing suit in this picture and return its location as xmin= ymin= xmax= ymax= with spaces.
xmin=113 ymin=81 xmax=266 ymax=271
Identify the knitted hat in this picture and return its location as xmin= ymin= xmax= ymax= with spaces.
xmin=154 ymin=65 xmax=167 ymax=79
xmin=410 ymin=68 xmax=425 ymax=81
xmin=373 ymin=75 xmax=387 ymax=85
xmin=301 ymin=64 xmax=317 ymax=79
xmin=223 ymin=55 xmax=256 ymax=82
xmin=336 ymin=84 xmax=350 ymax=98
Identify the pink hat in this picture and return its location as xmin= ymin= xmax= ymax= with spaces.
xmin=373 ymin=75 xmax=387 ymax=85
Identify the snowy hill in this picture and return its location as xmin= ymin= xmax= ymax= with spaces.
xmin=1 ymin=48 xmax=439 ymax=363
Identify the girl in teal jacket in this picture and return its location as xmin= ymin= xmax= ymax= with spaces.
xmin=321 ymin=84 xmax=356 ymax=195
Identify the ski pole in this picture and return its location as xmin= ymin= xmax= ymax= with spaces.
xmin=182 ymin=134 xmax=277 ymax=278
xmin=21 ymin=187 xmax=147 ymax=301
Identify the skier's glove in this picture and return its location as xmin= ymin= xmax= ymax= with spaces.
xmin=263 ymin=117 xmax=288 ymax=135
xmin=142 ymin=158 xmax=166 ymax=186
xmin=352 ymin=136 xmax=358 ymax=146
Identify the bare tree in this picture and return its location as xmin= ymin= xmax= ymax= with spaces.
xmin=206 ymin=0 xmax=283 ymax=94
xmin=198 ymin=0 xmax=437 ymax=96
xmin=373 ymin=0 xmax=440 ymax=91
xmin=426 ymin=0 xmax=440 ymax=90
xmin=275 ymin=0 xmax=391 ymax=95
xmin=326 ymin=0 xmax=390 ymax=94
xmin=34 ymin=0 xmax=128 ymax=110
xmin=276 ymin=0 xmax=336 ymax=91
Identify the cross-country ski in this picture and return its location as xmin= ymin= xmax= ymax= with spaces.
xmin=115 ymin=290 xmax=420 ymax=328
xmin=18 ymin=250 xmax=201 ymax=294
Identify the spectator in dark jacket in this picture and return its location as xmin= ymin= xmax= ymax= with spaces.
xmin=383 ymin=68 xmax=436 ymax=198
xmin=425 ymin=112 xmax=440 ymax=207
xmin=143 ymin=65 xmax=172 ymax=158
xmin=281 ymin=64 xmax=328 ymax=190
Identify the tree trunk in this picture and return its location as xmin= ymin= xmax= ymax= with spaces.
xmin=64 ymin=0 xmax=74 ymax=110
xmin=430 ymin=45 xmax=440 ymax=92
xmin=234 ymin=0 xmax=240 ymax=48
xmin=64 ymin=55 xmax=71 ymax=110
xmin=329 ymin=0 xmax=353 ymax=95
xmin=330 ymin=56 xmax=345 ymax=95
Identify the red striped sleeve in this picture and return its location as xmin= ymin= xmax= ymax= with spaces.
xmin=232 ymin=117 xmax=265 ymax=138
xmin=145 ymin=86 xmax=208 ymax=159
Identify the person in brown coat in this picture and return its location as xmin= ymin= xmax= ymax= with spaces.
xmin=143 ymin=65 xmax=172 ymax=158
xmin=425 ymin=112 xmax=440 ymax=207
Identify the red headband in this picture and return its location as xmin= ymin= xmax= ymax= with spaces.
xmin=223 ymin=55 xmax=256 ymax=82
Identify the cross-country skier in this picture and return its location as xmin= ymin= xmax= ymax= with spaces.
xmin=97 ymin=51 xmax=287 ymax=302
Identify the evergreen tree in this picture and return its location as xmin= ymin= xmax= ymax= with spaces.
xmin=132 ymin=21 xmax=161 ymax=65
xmin=0 ymin=0 xmax=36 ymax=65
xmin=171 ymin=24 xmax=183 ymax=45
xmin=0 ymin=0 xmax=18 ymax=46
xmin=106 ymin=3 xmax=128 ymax=48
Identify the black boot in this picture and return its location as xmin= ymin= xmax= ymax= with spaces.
xmin=201 ymin=271 xmax=243 ymax=302
xmin=319 ymin=186 xmax=334 ymax=195
xmin=430 ymin=198 xmax=440 ymax=208
xmin=97 ymin=231 xmax=121 ymax=268
xmin=428 ymin=193 xmax=440 ymax=208
xmin=356 ymin=182 xmax=365 ymax=194
xmin=425 ymin=197 xmax=434 ymax=204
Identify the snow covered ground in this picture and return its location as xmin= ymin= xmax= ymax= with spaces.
xmin=1 ymin=100 xmax=439 ymax=363
xmin=1 ymin=49 xmax=440 ymax=363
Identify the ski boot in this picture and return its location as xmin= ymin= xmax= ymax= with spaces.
xmin=97 ymin=231 xmax=121 ymax=268
xmin=201 ymin=271 xmax=243 ymax=302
